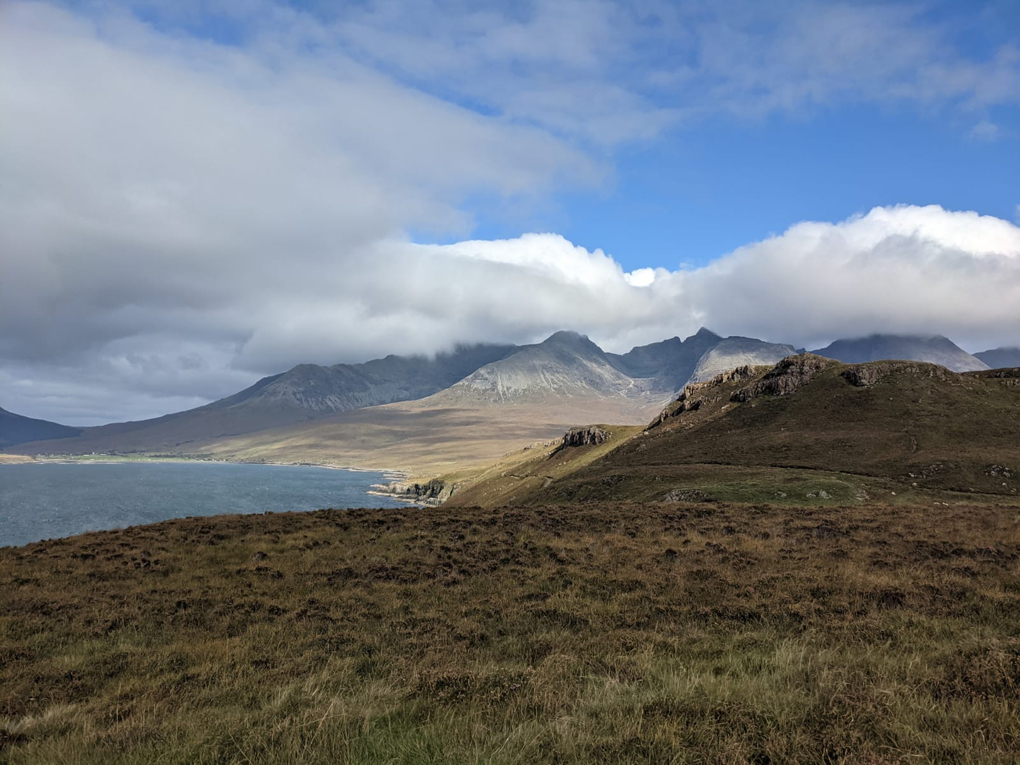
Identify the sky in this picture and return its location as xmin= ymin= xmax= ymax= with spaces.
xmin=1 ymin=0 xmax=1019 ymax=425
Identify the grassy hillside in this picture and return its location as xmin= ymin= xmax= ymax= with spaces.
xmin=2 ymin=500 xmax=1020 ymax=764
xmin=457 ymin=356 xmax=1020 ymax=508
xmin=441 ymin=424 xmax=642 ymax=508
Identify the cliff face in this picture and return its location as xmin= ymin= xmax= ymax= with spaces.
xmin=374 ymin=478 xmax=452 ymax=507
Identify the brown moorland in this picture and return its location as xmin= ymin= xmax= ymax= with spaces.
xmin=2 ymin=498 xmax=1019 ymax=764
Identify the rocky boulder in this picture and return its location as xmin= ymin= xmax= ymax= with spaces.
xmin=558 ymin=425 xmax=611 ymax=449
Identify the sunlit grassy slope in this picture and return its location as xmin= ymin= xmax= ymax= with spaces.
xmin=446 ymin=356 xmax=1020 ymax=508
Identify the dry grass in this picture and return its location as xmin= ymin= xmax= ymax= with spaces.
xmin=191 ymin=399 xmax=655 ymax=478
xmin=2 ymin=499 xmax=1019 ymax=763
xmin=0 ymin=455 xmax=34 ymax=464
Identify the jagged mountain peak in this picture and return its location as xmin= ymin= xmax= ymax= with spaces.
xmin=539 ymin=330 xmax=603 ymax=353
xmin=687 ymin=327 xmax=722 ymax=342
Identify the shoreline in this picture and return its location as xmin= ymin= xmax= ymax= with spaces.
xmin=3 ymin=453 xmax=410 ymax=480
xmin=4 ymin=453 xmax=421 ymax=500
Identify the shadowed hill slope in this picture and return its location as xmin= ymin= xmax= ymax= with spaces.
xmin=976 ymin=346 xmax=1020 ymax=369
xmin=11 ymin=344 xmax=518 ymax=455
xmin=0 ymin=407 xmax=81 ymax=449
xmin=812 ymin=334 xmax=988 ymax=372
xmin=446 ymin=355 xmax=1020 ymax=507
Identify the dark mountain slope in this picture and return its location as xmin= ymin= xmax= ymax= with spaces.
xmin=12 ymin=344 xmax=517 ymax=454
xmin=976 ymin=347 xmax=1020 ymax=369
xmin=812 ymin=334 xmax=988 ymax=372
xmin=0 ymin=407 xmax=81 ymax=449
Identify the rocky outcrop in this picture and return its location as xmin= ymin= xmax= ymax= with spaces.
xmin=841 ymin=361 xmax=954 ymax=388
xmin=647 ymin=366 xmax=758 ymax=429
xmin=550 ymin=425 xmax=611 ymax=456
xmin=373 ymin=478 xmax=451 ymax=507
xmin=561 ymin=425 xmax=610 ymax=448
xmin=730 ymin=355 xmax=832 ymax=402
xmin=975 ymin=368 xmax=1020 ymax=379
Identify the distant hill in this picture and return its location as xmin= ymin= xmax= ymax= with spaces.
xmin=0 ymin=407 xmax=81 ymax=449
xmin=975 ymin=347 xmax=1020 ymax=369
xmin=812 ymin=334 xmax=989 ymax=372
xmin=446 ymin=355 xmax=1020 ymax=508
xmin=10 ymin=344 xmax=517 ymax=454
xmin=689 ymin=336 xmax=798 ymax=382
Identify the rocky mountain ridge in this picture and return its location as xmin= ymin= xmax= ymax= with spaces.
xmin=7 ymin=329 xmax=1018 ymax=458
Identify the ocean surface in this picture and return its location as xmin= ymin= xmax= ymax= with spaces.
xmin=0 ymin=461 xmax=411 ymax=548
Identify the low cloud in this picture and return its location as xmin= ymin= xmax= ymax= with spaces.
xmin=3 ymin=2 xmax=1019 ymax=424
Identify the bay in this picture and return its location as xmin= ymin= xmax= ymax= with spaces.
xmin=0 ymin=461 xmax=411 ymax=548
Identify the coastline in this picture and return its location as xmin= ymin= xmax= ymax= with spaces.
xmin=5 ymin=453 xmax=409 ymax=479
xmin=3 ymin=451 xmax=425 ymax=505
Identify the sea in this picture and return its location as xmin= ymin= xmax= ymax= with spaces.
xmin=0 ymin=460 xmax=412 ymax=548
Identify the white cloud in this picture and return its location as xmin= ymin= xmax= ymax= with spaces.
xmin=969 ymin=120 xmax=1001 ymax=142
xmin=316 ymin=0 xmax=1020 ymax=137
xmin=2 ymin=1 xmax=1020 ymax=424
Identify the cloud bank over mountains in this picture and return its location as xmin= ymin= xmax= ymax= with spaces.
xmin=2 ymin=1 xmax=1019 ymax=424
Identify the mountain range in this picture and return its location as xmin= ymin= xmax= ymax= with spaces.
xmin=2 ymin=330 xmax=1015 ymax=472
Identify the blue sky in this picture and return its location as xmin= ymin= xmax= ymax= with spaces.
xmin=558 ymin=105 xmax=1020 ymax=271
xmin=3 ymin=0 xmax=1020 ymax=423
xmin=476 ymin=104 xmax=1020 ymax=270
xmin=108 ymin=0 xmax=1020 ymax=270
